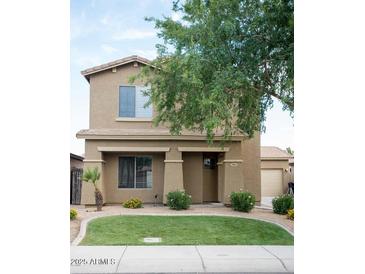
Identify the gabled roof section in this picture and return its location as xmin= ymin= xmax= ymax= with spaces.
xmin=261 ymin=146 xmax=291 ymax=159
xmin=80 ymin=55 xmax=151 ymax=82
xmin=70 ymin=153 xmax=84 ymax=161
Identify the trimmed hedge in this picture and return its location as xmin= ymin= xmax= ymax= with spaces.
xmin=272 ymin=194 xmax=294 ymax=214
xmin=123 ymin=197 xmax=143 ymax=209
xmin=166 ymin=190 xmax=192 ymax=210
xmin=230 ymin=191 xmax=256 ymax=212
xmin=70 ymin=208 xmax=78 ymax=220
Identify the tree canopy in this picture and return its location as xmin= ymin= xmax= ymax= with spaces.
xmin=134 ymin=0 xmax=294 ymax=141
xmin=286 ymin=147 xmax=294 ymax=156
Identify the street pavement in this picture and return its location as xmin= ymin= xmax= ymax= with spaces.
xmin=70 ymin=245 xmax=293 ymax=273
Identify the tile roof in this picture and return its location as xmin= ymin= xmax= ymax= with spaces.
xmin=261 ymin=146 xmax=292 ymax=159
xmin=80 ymin=55 xmax=152 ymax=81
xmin=70 ymin=153 xmax=84 ymax=161
xmin=76 ymin=128 xmax=245 ymax=140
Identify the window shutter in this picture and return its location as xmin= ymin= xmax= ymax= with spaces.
xmin=119 ymin=86 xmax=136 ymax=117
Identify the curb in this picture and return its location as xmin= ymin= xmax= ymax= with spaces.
xmin=72 ymin=212 xmax=294 ymax=246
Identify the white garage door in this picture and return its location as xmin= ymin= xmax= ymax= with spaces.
xmin=261 ymin=169 xmax=283 ymax=196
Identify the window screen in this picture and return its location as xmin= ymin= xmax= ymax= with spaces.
xmin=136 ymin=156 xmax=152 ymax=188
xmin=119 ymin=86 xmax=136 ymax=117
xmin=119 ymin=86 xmax=152 ymax=118
xmin=118 ymin=156 xmax=152 ymax=188
xmin=135 ymin=86 xmax=152 ymax=118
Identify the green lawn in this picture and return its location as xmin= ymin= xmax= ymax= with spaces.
xmin=80 ymin=215 xmax=293 ymax=246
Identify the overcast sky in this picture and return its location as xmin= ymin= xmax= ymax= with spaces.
xmin=70 ymin=0 xmax=294 ymax=155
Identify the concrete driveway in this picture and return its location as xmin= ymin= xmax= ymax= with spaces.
xmin=261 ymin=196 xmax=275 ymax=209
xmin=71 ymin=245 xmax=293 ymax=273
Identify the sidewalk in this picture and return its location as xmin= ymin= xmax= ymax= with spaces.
xmin=71 ymin=245 xmax=294 ymax=273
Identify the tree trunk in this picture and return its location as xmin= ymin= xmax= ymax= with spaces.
xmin=94 ymin=188 xmax=103 ymax=211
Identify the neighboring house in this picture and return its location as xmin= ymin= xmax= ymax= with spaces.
xmin=70 ymin=153 xmax=84 ymax=205
xmin=76 ymin=55 xmax=261 ymax=205
xmin=70 ymin=153 xmax=84 ymax=169
xmin=261 ymin=146 xmax=293 ymax=196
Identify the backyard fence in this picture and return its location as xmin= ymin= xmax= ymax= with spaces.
xmin=70 ymin=168 xmax=83 ymax=205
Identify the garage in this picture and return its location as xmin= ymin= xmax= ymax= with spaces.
xmin=261 ymin=169 xmax=283 ymax=196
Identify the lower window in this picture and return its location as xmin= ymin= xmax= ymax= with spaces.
xmin=118 ymin=156 xmax=152 ymax=188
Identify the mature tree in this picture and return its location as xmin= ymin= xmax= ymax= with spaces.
xmin=82 ymin=167 xmax=103 ymax=211
xmin=134 ymin=0 xmax=293 ymax=141
xmin=286 ymin=147 xmax=294 ymax=156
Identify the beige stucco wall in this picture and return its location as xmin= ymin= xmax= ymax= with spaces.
xmin=89 ymin=63 xmax=165 ymax=130
xmin=241 ymin=132 xmax=261 ymax=203
xmin=182 ymin=152 xmax=203 ymax=203
xmin=261 ymin=159 xmax=291 ymax=193
xmin=80 ymin=62 xmax=262 ymax=205
xmin=289 ymin=164 xmax=294 ymax=183
xmin=82 ymin=138 xmax=263 ymax=205
xmin=103 ymin=152 xmax=165 ymax=203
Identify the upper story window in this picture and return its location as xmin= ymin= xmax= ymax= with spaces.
xmin=119 ymin=85 xmax=152 ymax=118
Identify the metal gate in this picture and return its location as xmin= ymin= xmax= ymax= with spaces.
xmin=70 ymin=168 xmax=83 ymax=205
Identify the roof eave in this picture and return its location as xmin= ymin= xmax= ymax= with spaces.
xmin=80 ymin=55 xmax=153 ymax=82
xmin=76 ymin=133 xmax=244 ymax=141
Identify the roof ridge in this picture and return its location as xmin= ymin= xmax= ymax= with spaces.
xmin=80 ymin=55 xmax=152 ymax=80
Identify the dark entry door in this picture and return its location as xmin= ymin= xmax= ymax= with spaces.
xmin=202 ymin=153 xmax=218 ymax=202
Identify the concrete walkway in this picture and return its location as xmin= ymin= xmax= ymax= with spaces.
xmin=71 ymin=245 xmax=293 ymax=273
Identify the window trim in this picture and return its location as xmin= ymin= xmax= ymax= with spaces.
xmin=117 ymin=155 xmax=153 ymax=189
xmin=118 ymin=85 xmax=153 ymax=119
xmin=115 ymin=117 xmax=152 ymax=122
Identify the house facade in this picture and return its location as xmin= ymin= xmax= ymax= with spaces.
xmin=261 ymin=146 xmax=293 ymax=197
xmin=76 ymin=55 xmax=261 ymax=205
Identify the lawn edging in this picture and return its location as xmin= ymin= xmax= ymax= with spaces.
xmin=71 ymin=212 xmax=294 ymax=246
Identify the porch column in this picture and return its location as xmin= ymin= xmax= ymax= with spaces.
xmin=223 ymin=159 xmax=244 ymax=204
xmin=163 ymin=148 xmax=184 ymax=204
xmin=80 ymin=151 xmax=105 ymax=205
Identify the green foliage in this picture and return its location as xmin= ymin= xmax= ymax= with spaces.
xmin=272 ymin=194 xmax=294 ymax=214
xmin=166 ymin=190 xmax=192 ymax=210
xmin=134 ymin=0 xmax=294 ymax=141
xmin=82 ymin=167 xmax=103 ymax=211
xmin=70 ymin=208 xmax=78 ymax=220
xmin=80 ymin=215 xmax=294 ymax=245
xmin=123 ymin=197 xmax=143 ymax=209
xmin=230 ymin=191 xmax=256 ymax=212
xmin=287 ymin=208 xmax=294 ymax=220
xmin=82 ymin=167 xmax=101 ymax=188
xmin=286 ymin=147 xmax=294 ymax=156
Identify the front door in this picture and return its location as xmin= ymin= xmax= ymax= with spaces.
xmin=202 ymin=153 xmax=218 ymax=202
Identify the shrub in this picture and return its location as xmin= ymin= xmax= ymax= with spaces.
xmin=123 ymin=197 xmax=143 ymax=209
xmin=272 ymin=194 xmax=294 ymax=214
xmin=166 ymin=190 xmax=192 ymax=210
xmin=70 ymin=208 xmax=78 ymax=220
xmin=230 ymin=191 xmax=256 ymax=212
xmin=287 ymin=209 xmax=294 ymax=220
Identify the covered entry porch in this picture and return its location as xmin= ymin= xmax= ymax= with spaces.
xmin=80 ymin=139 xmax=244 ymax=205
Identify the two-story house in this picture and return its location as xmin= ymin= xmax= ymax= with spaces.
xmin=76 ymin=55 xmax=261 ymax=205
